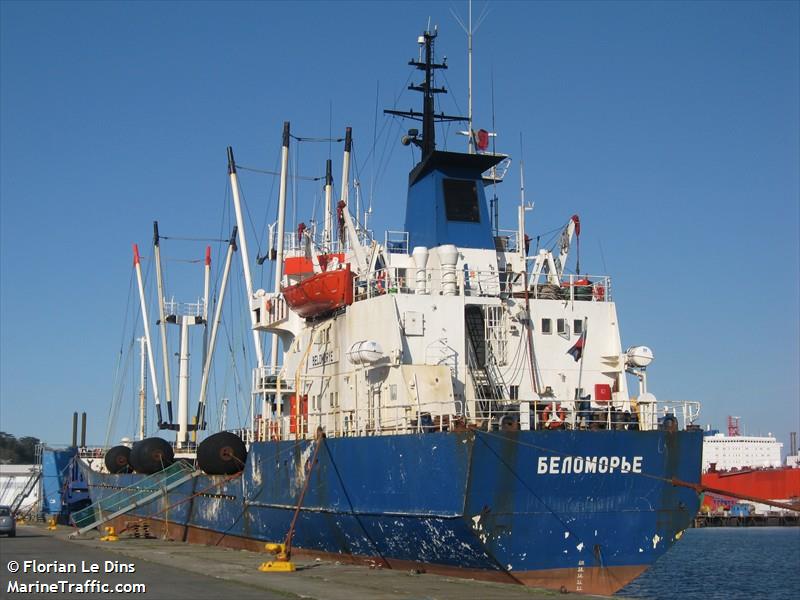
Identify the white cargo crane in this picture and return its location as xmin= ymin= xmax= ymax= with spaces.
xmin=529 ymin=214 xmax=581 ymax=285
xmin=553 ymin=214 xmax=581 ymax=278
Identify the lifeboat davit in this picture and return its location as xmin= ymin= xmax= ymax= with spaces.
xmin=282 ymin=263 xmax=355 ymax=318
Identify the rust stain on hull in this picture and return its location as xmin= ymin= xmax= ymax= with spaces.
xmin=104 ymin=515 xmax=644 ymax=595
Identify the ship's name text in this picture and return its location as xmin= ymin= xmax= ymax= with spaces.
xmin=311 ymin=350 xmax=337 ymax=367
xmin=537 ymin=455 xmax=643 ymax=475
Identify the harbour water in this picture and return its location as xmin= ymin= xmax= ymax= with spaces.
xmin=617 ymin=527 xmax=800 ymax=599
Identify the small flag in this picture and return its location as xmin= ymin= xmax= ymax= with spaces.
xmin=567 ymin=330 xmax=586 ymax=362
xmin=476 ymin=129 xmax=490 ymax=151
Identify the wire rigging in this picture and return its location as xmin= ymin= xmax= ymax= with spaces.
xmin=236 ymin=164 xmax=323 ymax=182
xmin=160 ymin=235 xmax=231 ymax=242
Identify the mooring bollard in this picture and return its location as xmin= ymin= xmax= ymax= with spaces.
xmin=100 ymin=526 xmax=119 ymax=542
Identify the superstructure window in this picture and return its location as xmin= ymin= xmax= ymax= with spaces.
xmin=443 ymin=179 xmax=480 ymax=222
xmin=574 ymin=320 xmax=584 ymax=335
xmin=541 ymin=318 xmax=552 ymax=334
xmin=557 ymin=319 xmax=568 ymax=335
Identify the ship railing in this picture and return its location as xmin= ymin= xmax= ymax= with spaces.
xmin=251 ymin=365 xmax=293 ymax=395
xmin=255 ymin=398 xmax=468 ymax=440
xmin=255 ymin=396 xmax=700 ymax=440
xmin=354 ymin=266 xmax=507 ymax=300
xmin=281 ymin=231 xmax=364 ymax=258
xmin=163 ymin=298 xmax=205 ymax=317
xmin=530 ymin=274 xmax=612 ymax=302
xmin=384 ymin=230 xmax=409 ymax=254
xmin=78 ymin=448 xmax=106 ymax=459
xmin=494 ymin=229 xmax=520 ymax=252
xmin=483 ymin=155 xmax=512 ymax=182
xmin=461 ymin=268 xmax=503 ymax=296
xmin=472 ymin=398 xmax=701 ymax=432
xmin=354 ymin=267 xmax=414 ymax=299
xmin=230 ymin=426 xmax=256 ymax=444
xmin=354 ymin=268 xmax=615 ymax=301
xmin=252 ymin=292 xmax=289 ymax=329
xmin=279 ymin=231 xmax=305 ymax=256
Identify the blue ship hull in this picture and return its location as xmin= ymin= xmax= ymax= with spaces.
xmin=82 ymin=429 xmax=702 ymax=595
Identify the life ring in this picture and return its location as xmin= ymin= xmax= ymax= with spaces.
xmin=265 ymin=299 xmax=272 ymax=313
xmin=592 ymin=283 xmax=605 ymax=301
xmin=541 ymin=402 xmax=567 ymax=429
xmin=376 ymin=270 xmax=386 ymax=294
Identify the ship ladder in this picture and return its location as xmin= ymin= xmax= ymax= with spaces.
xmin=68 ymin=461 xmax=198 ymax=537
xmin=465 ymin=306 xmax=506 ymax=401
xmin=465 ymin=307 xmax=507 ymax=423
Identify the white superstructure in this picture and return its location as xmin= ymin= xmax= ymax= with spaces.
xmin=232 ymin=28 xmax=701 ymax=445
xmin=702 ymin=433 xmax=783 ymax=472
xmin=246 ymin=204 xmax=699 ymax=441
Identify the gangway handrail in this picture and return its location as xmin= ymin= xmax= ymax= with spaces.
xmin=69 ymin=461 xmax=197 ymax=536
xmin=10 ymin=470 xmax=41 ymax=513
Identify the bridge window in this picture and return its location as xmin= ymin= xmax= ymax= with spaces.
xmin=443 ymin=179 xmax=480 ymax=222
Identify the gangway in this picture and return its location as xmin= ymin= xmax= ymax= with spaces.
xmin=10 ymin=470 xmax=41 ymax=514
xmin=69 ymin=461 xmax=197 ymax=537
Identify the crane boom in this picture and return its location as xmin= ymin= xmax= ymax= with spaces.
xmin=553 ymin=214 xmax=580 ymax=278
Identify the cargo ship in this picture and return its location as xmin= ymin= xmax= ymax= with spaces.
xmin=700 ymin=419 xmax=800 ymax=516
xmin=74 ymin=26 xmax=704 ymax=596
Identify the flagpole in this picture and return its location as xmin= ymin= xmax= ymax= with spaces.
xmin=576 ymin=318 xmax=587 ymax=426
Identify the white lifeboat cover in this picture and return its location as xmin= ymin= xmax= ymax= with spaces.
xmin=626 ymin=346 xmax=654 ymax=367
xmin=347 ymin=340 xmax=384 ymax=365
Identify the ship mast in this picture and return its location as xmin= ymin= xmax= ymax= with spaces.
xmin=271 ymin=122 xmax=290 ymax=369
xmin=132 ymin=244 xmax=163 ymax=427
xmin=467 ymin=1 xmax=472 ymax=153
xmin=384 ymin=28 xmax=468 ymax=160
xmin=452 ymin=1 xmax=487 ymax=154
xmin=195 ymin=227 xmax=238 ymax=431
xmin=152 ymin=222 xmax=173 ymax=424
xmin=138 ymin=336 xmax=147 ymax=441
xmin=228 ymin=147 xmax=265 ymax=371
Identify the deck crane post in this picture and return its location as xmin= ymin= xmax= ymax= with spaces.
xmin=152 ymin=222 xmax=174 ymax=424
xmin=132 ymin=244 xmax=163 ymax=427
xmin=195 ymin=227 xmax=238 ymax=430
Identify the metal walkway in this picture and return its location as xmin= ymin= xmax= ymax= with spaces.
xmin=69 ymin=461 xmax=197 ymax=536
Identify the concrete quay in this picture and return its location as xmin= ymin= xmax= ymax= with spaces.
xmin=0 ymin=524 xmax=597 ymax=600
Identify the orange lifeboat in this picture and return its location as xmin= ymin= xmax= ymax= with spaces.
xmin=282 ymin=263 xmax=355 ymax=318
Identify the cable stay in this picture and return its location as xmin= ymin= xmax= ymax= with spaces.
xmin=159 ymin=235 xmax=232 ymax=243
xmin=236 ymin=164 xmax=323 ymax=181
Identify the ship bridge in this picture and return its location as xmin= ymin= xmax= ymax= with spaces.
xmin=403 ymin=150 xmax=504 ymax=251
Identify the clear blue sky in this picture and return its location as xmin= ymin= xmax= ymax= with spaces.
xmin=1 ymin=1 xmax=798 ymax=450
